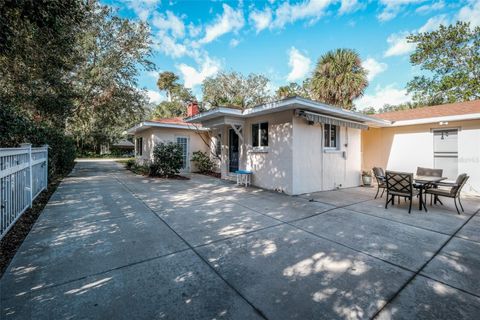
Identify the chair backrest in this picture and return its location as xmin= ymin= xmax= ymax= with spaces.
xmin=385 ymin=171 xmax=414 ymax=195
xmin=416 ymin=167 xmax=443 ymax=177
xmin=372 ymin=167 xmax=385 ymax=178
xmin=450 ymin=173 xmax=469 ymax=196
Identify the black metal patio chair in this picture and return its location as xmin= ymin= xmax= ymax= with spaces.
xmin=425 ymin=173 xmax=469 ymax=214
xmin=385 ymin=171 xmax=424 ymax=213
xmin=372 ymin=167 xmax=386 ymax=199
xmin=415 ymin=167 xmax=443 ymax=204
xmin=416 ymin=167 xmax=443 ymax=177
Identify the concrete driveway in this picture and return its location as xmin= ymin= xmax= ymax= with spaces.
xmin=1 ymin=160 xmax=479 ymax=319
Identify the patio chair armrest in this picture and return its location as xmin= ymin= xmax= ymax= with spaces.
xmin=435 ymin=181 xmax=459 ymax=187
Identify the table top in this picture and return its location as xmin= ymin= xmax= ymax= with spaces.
xmin=415 ymin=175 xmax=448 ymax=183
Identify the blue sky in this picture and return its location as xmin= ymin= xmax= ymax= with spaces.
xmin=103 ymin=0 xmax=480 ymax=110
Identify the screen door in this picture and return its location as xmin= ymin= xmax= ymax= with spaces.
xmin=433 ymin=129 xmax=458 ymax=179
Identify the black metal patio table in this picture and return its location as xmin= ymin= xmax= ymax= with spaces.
xmin=414 ymin=175 xmax=447 ymax=211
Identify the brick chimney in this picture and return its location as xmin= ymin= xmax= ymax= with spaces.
xmin=187 ymin=101 xmax=200 ymax=117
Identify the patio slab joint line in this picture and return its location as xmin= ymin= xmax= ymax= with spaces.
xmin=113 ymin=175 xmax=269 ymax=320
xmin=0 ymin=247 xmax=192 ymax=297
xmin=370 ymin=207 xmax=480 ymax=320
xmin=233 ymin=199 xmax=417 ymax=274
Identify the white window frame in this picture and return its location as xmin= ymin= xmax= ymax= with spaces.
xmin=252 ymin=122 xmax=269 ymax=150
xmin=175 ymin=136 xmax=190 ymax=170
xmin=323 ymin=124 xmax=340 ymax=150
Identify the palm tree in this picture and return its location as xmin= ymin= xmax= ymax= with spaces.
xmin=310 ymin=48 xmax=368 ymax=109
xmin=157 ymin=71 xmax=179 ymax=102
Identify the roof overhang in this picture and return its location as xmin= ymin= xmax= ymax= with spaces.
xmin=384 ymin=113 xmax=480 ymax=127
xmin=185 ymin=97 xmax=390 ymax=127
xmin=126 ymin=121 xmax=208 ymax=135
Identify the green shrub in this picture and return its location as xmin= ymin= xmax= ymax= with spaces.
xmin=150 ymin=143 xmax=183 ymax=177
xmin=0 ymin=102 xmax=76 ymax=178
xmin=191 ymin=151 xmax=214 ymax=173
xmin=132 ymin=162 xmax=149 ymax=175
xmin=125 ymin=159 xmax=135 ymax=170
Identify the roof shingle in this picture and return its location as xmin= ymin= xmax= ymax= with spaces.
xmin=149 ymin=117 xmax=203 ymax=127
xmin=372 ymin=100 xmax=480 ymax=122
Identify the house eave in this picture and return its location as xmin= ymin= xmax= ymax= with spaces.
xmin=126 ymin=121 xmax=208 ymax=134
xmin=185 ymin=97 xmax=390 ymax=127
xmin=385 ymin=113 xmax=480 ymax=127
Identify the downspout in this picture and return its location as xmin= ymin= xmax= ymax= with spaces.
xmin=321 ymin=123 xmax=325 ymax=191
xmin=344 ymin=127 xmax=348 ymax=184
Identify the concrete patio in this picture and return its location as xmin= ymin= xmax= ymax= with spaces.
xmin=1 ymin=160 xmax=479 ymax=319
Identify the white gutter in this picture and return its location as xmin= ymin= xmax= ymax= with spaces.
xmin=126 ymin=121 xmax=208 ymax=134
xmin=185 ymin=97 xmax=390 ymax=126
xmin=185 ymin=108 xmax=242 ymax=122
xmin=387 ymin=113 xmax=480 ymax=127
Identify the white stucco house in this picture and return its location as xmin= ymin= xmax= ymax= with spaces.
xmin=126 ymin=103 xmax=210 ymax=173
xmin=127 ymin=97 xmax=480 ymax=196
xmin=185 ymin=97 xmax=387 ymax=195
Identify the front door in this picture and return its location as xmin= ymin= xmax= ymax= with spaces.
xmin=176 ymin=137 xmax=189 ymax=170
xmin=229 ymin=128 xmax=239 ymax=172
xmin=433 ymin=129 xmax=458 ymax=179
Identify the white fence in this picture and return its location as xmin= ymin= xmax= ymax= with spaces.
xmin=0 ymin=144 xmax=48 ymax=240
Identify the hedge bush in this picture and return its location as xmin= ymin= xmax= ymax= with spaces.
xmin=150 ymin=143 xmax=183 ymax=177
xmin=0 ymin=102 xmax=76 ymax=178
xmin=191 ymin=151 xmax=214 ymax=173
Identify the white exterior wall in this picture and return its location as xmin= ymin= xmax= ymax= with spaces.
xmin=244 ymin=111 xmax=294 ymax=194
xmin=362 ymin=119 xmax=480 ymax=195
xmin=134 ymin=127 xmax=209 ymax=172
xmin=292 ymin=117 xmax=362 ymax=194
xmin=458 ymin=125 xmax=480 ymax=195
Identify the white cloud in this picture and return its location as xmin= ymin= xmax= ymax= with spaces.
xmin=147 ymin=71 xmax=159 ymax=79
xmin=177 ymin=57 xmax=220 ymax=88
xmin=230 ymin=39 xmax=240 ymax=47
xmin=250 ymin=8 xmax=273 ymax=33
xmin=415 ymin=1 xmax=445 ymax=14
xmin=152 ymin=11 xmax=185 ymax=38
xmin=457 ymin=0 xmax=480 ymax=27
xmin=188 ymin=23 xmax=202 ymax=38
xmin=377 ymin=0 xmax=426 ymax=22
xmin=199 ymin=4 xmax=244 ymax=44
xmin=355 ymin=84 xmax=411 ymax=110
xmin=272 ymin=0 xmax=334 ymax=29
xmin=126 ymin=0 xmax=161 ymax=21
xmin=339 ymin=0 xmax=362 ymax=15
xmin=153 ymin=31 xmax=188 ymax=58
xmin=286 ymin=47 xmax=311 ymax=82
xmin=384 ymin=32 xmax=415 ymax=57
xmin=384 ymin=14 xmax=448 ymax=57
xmin=418 ymin=14 xmax=449 ymax=33
xmin=146 ymin=90 xmax=165 ymax=104
xmin=362 ymin=58 xmax=388 ymax=81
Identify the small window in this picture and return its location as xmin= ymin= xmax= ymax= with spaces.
xmin=324 ymin=124 xmax=338 ymax=149
xmin=135 ymin=137 xmax=143 ymax=156
xmin=215 ymin=134 xmax=222 ymax=156
xmin=252 ymin=122 xmax=268 ymax=147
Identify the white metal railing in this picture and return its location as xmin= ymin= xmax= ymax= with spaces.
xmin=0 ymin=144 xmax=48 ymax=239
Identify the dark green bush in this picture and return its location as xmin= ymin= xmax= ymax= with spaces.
xmin=150 ymin=143 xmax=183 ymax=177
xmin=0 ymin=102 xmax=76 ymax=178
xmin=125 ymin=159 xmax=135 ymax=169
xmin=191 ymin=151 xmax=214 ymax=173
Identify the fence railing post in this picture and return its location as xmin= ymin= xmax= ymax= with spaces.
xmin=43 ymin=144 xmax=49 ymax=190
xmin=20 ymin=143 xmax=33 ymax=208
